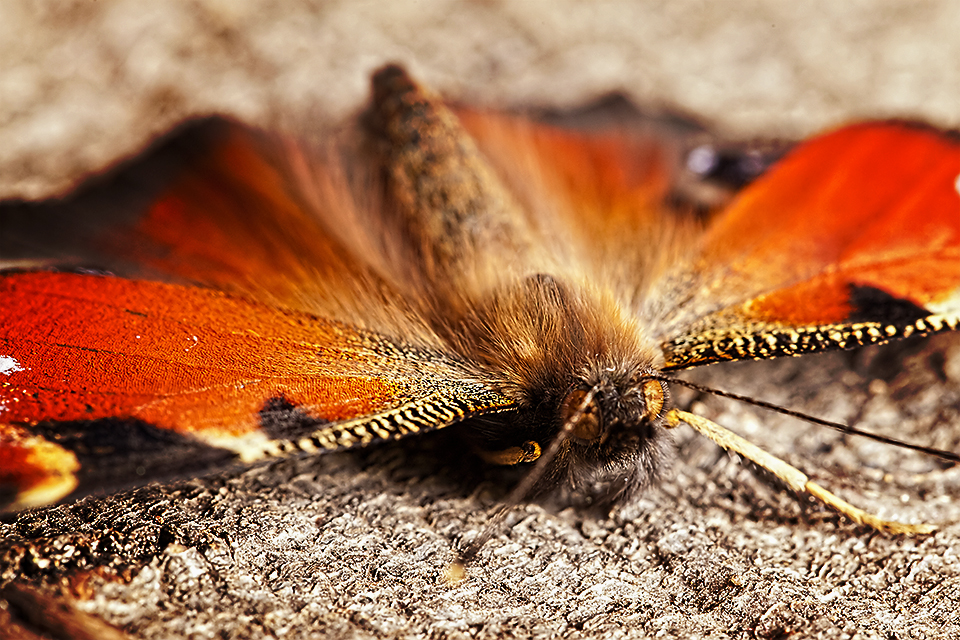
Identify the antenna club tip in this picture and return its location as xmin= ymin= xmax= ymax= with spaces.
xmin=881 ymin=522 xmax=938 ymax=536
xmin=443 ymin=561 xmax=467 ymax=584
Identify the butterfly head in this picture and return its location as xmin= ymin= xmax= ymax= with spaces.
xmin=546 ymin=367 xmax=672 ymax=505
xmin=460 ymin=274 xmax=674 ymax=505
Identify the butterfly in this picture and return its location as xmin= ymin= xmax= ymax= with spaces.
xmin=1 ymin=64 xmax=958 ymax=541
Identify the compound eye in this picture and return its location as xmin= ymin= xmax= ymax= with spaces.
xmin=642 ymin=379 xmax=665 ymax=419
xmin=559 ymin=388 xmax=602 ymax=444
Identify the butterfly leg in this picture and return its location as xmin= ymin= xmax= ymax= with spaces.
xmin=664 ymin=409 xmax=936 ymax=535
xmin=476 ymin=441 xmax=542 ymax=466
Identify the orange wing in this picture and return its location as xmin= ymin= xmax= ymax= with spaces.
xmin=0 ymin=271 xmax=511 ymax=510
xmin=654 ymin=123 xmax=960 ymax=368
xmin=0 ymin=117 xmax=415 ymax=331
xmin=454 ymin=105 xmax=701 ymax=297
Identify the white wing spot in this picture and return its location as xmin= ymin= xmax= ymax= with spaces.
xmin=955 ymin=172 xmax=960 ymax=197
xmin=686 ymin=145 xmax=718 ymax=175
xmin=0 ymin=355 xmax=25 ymax=375
xmin=185 ymin=335 xmax=199 ymax=353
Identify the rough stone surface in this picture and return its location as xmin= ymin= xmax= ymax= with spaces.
xmin=2 ymin=2 xmax=960 ymax=639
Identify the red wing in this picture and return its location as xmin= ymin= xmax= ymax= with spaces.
xmin=455 ymin=106 xmax=680 ymax=226
xmin=0 ymin=271 xmax=510 ymax=510
xmin=0 ymin=118 xmax=410 ymax=329
xmin=100 ymin=120 xmax=388 ymax=311
xmin=655 ymin=123 xmax=960 ymax=368
xmin=110 ymin=120 xmax=343 ymax=297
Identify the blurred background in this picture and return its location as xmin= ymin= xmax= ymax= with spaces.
xmin=2 ymin=0 xmax=959 ymax=199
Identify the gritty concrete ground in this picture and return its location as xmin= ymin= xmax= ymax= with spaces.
xmin=2 ymin=2 xmax=960 ymax=639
